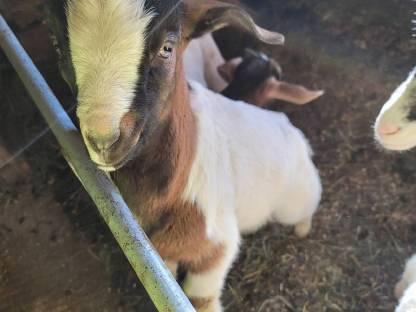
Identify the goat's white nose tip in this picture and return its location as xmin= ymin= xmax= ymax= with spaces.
xmin=85 ymin=129 xmax=120 ymax=152
xmin=82 ymin=116 xmax=121 ymax=151
xmin=377 ymin=122 xmax=401 ymax=136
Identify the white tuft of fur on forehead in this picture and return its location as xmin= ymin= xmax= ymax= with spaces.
xmin=67 ymin=0 xmax=154 ymax=119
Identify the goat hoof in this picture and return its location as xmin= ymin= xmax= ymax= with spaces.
xmin=294 ymin=218 xmax=312 ymax=238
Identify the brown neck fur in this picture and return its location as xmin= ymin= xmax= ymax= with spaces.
xmin=112 ymin=48 xmax=222 ymax=272
xmin=113 ymin=51 xmax=196 ymax=227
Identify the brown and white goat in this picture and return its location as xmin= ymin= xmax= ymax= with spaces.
xmin=67 ymin=1 xmax=320 ymax=311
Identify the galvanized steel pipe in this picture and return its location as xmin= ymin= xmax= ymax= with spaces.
xmin=0 ymin=14 xmax=195 ymax=312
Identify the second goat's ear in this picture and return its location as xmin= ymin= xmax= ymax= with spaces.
xmin=266 ymin=77 xmax=324 ymax=105
xmin=183 ymin=0 xmax=284 ymax=45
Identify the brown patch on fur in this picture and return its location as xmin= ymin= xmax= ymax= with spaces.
xmin=119 ymin=112 xmax=137 ymax=140
xmin=189 ymin=296 xmax=214 ymax=310
xmin=150 ymin=201 xmax=224 ymax=273
xmin=113 ymin=44 xmax=220 ymax=269
xmin=184 ymin=242 xmax=224 ymax=274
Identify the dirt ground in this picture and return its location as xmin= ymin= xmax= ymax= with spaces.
xmin=1 ymin=1 xmax=415 ymax=311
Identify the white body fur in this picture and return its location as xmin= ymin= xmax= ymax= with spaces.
xmin=183 ymin=34 xmax=228 ymax=92
xmin=396 ymin=255 xmax=416 ymax=312
xmin=182 ymin=35 xmax=321 ymax=306
xmin=184 ymin=80 xmax=321 ymax=239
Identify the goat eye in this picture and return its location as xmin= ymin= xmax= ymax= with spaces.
xmin=158 ymin=42 xmax=174 ymax=59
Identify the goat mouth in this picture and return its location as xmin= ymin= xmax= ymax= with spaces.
xmin=97 ymin=163 xmax=119 ymax=172
xmin=95 ymin=153 xmax=131 ymax=172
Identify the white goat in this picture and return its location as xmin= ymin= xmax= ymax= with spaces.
xmin=374 ymin=66 xmax=416 ymax=150
xmin=374 ymin=68 xmax=416 ymax=311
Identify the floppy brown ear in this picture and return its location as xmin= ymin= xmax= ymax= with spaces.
xmin=265 ymin=77 xmax=324 ymax=105
xmin=183 ymin=0 xmax=284 ymax=45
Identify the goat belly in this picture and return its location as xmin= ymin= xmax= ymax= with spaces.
xmin=185 ymin=81 xmax=321 ymax=236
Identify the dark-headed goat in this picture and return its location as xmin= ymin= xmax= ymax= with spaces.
xmin=184 ymin=35 xmax=323 ymax=107
xmin=218 ymin=49 xmax=324 ymax=107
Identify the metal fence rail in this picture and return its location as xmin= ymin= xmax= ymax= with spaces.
xmin=0 ymin=14 xmax=195 ymax=312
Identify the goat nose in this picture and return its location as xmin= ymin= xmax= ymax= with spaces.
xmin=378 ymin=122 xmax=401 ymax=136
xmin=85 ymin=129 xmax=120 ymax=152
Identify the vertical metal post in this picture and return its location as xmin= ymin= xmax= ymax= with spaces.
xmin=0 ymin=14 xmax=195 ymax=312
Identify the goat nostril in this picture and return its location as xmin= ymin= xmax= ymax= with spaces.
xmin=378 ymin=122 xmax=401 ymax=136
xmin=85 ymin=131 xmax=120 ymax=152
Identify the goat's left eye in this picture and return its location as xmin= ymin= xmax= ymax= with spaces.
xmin=158 ymin=42 xmax=174 ymax=59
